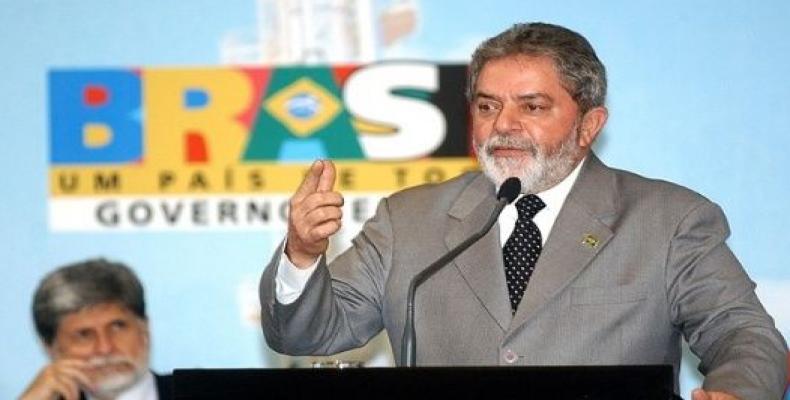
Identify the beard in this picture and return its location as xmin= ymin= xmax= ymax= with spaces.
xmin=85 ymin=354 xmax=148 ymax=398
xmin=475 ymin=125 xmax=583 ymax=194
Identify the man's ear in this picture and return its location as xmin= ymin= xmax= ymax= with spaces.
xmin=43 ymin=337 xmax=58 ymax=359
xmin=577 ymin=106 xmax=608 ymax=148
xmin=139 ymin=318 xmax=151 ymax=346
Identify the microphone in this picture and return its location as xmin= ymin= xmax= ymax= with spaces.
xmin=401 ymin=177 xmax=521 ymax=367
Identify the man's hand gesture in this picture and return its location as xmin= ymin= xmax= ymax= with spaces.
xmin=285 ymin=160 xmax=344 ymax=268
xmin=19 ymin=359 xmax=93 ymax=400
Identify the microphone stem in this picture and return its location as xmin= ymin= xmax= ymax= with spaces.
xmin=401 ymin=197 xmax=509 ymax=367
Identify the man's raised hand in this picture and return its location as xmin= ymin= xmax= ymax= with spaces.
xmin=285 ymin=160 xmax=344 ymax=268
xmin=19 ymin=359 xmax=93 ymax=400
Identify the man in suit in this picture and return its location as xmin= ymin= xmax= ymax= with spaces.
xmin=259 ymin=22 xmax=787 ymax=399
xmin=20 ymin=259 xmax=171 ymax=400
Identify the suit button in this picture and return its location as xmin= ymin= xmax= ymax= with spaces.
xmin=503 ymin=349 xmax=518 ymax=364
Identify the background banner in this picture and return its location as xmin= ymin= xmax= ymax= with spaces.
xmin=47 ymin=64 xmax=472 ymax=230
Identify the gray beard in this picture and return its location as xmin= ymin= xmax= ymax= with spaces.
xmin=86 ymin=354 xmax=148 ymax=399
xmin=474 ymin=128 xmax=583 ymax=194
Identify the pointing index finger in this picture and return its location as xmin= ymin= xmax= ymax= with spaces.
xmin=317 ymin=160 xmax=336 ymax=193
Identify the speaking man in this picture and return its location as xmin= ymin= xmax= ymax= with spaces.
xmin=259 ymin=22 xmax=787 ymax=399
xmin=20 ymin=259 xmax=171 ymax=400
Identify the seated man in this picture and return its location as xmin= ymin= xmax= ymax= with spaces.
xmin=20 ymin=259 xmax=171 ymax=400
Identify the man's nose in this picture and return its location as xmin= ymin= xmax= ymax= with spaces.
xmin=493 ymin=104 xmax=524 ymax=134
xmin=94 ymin=331 xmax=116 ymax=355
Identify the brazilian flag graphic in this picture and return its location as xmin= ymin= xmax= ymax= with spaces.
xmin=244 ymin=67 xmax=364 ymax=161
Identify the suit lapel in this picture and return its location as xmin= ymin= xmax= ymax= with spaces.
xmin=506 ymin=154 xmax=618 ymax=338
xmin=445 ymin=173 xmax=513 ymax=331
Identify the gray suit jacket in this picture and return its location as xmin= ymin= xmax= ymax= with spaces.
xmin=260 ymin=154 xmax=787 ymax=399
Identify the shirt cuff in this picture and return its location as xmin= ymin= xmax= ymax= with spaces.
xmin=275 ymin=244 xmax=321 ymax=305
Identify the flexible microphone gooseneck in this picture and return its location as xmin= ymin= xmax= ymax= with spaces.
xmin=400 ymin=177 xmax=521 ymax=367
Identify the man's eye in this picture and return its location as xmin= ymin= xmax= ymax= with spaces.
xmin=73 ymin=329 xmax=94 ymax=342
xmin=110 ymin=320 xmax=129 ymax=330
xmin=477 ymin=102 xmax=497 ymax=113
xmin=525 ymin=104 xmax=546 ymax=112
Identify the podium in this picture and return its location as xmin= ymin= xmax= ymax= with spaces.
xmin=173 ymin=365 xmax=678 ymax=399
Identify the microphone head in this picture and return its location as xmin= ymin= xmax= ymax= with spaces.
xmin=497 ymin=177 xmax=521 ymax=204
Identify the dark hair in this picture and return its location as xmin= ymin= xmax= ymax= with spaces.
xmin=468 ymin=22 xmax=607 ymax=114
xmin=32 ymin=258 xmax=146 ymax=345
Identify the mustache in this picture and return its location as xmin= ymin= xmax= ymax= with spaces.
xmin=481 ymin=134 xmax=539 ymax=156
xmin=86 ymin=355 xmax=135 ymax=368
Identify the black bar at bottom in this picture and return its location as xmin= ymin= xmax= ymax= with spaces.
xmin=173 ymin=365 xmax=677 ymax=399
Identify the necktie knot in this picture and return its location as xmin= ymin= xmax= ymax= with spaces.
xmin=515 ymin=194 xmax=545 ymax=220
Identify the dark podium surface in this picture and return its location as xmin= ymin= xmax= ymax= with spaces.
xmin=173 ymin=365 xmax=678 ymax=399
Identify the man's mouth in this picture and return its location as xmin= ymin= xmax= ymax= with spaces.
xmin=93 ymin=362 xmax=133 ymax=376
xmin=86 ymin=357 xmax=136 ymax=379
xmin=489 ymin=147 xmax=529 ymax=157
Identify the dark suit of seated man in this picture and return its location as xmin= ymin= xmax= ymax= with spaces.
xmin=19 ymin=259 xmax=172 ymax=400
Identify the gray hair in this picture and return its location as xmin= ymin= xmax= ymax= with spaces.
xmin=467 ymin=22 xmax=607 ymax=114
xmin=32 ymin=258 xmax=146 ymax=345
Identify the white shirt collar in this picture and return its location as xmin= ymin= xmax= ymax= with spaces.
xmin=499 ymin=156 xmax=586 ymax=246
xmin=534 ymin=156 xmax=585 ymax=215
xmin=87 ymin=370 xmax=158 ymax=400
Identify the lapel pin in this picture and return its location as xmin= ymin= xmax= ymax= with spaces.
xmin=582 ymin=234 xmax=599 ymax=248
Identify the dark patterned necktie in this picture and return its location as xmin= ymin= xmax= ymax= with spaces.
xmin=503 ymin=194 xmax=546 ymax=314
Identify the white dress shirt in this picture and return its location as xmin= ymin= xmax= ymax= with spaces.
xmin=275 ymin=158 xmax=586 ymax=305
xmin=87 ymin=370 xmax=158 ymax=400
xmin=498 ymin=158 xmax=583 ymax=247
